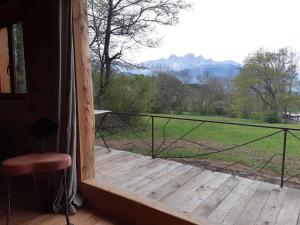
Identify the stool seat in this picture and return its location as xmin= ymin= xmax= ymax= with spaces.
xmin=1 ymin=153 xmax=72 ymax=176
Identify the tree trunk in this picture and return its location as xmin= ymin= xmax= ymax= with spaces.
xmin=95 ymin=0 xmax=113 ymax=108
xmin=103 ymin=0 xmax=113 ymax=90
xmin=95 ymin=61 xmax=105 ymax=108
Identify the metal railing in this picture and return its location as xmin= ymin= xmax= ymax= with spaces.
xmin=95 ymin=112 xmax=300 ymax=188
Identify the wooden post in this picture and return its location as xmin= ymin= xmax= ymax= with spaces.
xmin=72 ymin=0 xmax=95 ymax=180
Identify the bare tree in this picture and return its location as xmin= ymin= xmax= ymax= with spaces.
xmin=154 ymin=72 xmax=185 ymax=112
xmin=88 ymin=0 xmax=191 ymax=101
xmin=175 ymin=69 xmax=193 ymax=84
xmin=196 ymin=72 xmax=234 ymax=115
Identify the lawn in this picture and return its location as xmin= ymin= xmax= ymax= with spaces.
xmin=98 ymin=113 xmax=300 ymax=178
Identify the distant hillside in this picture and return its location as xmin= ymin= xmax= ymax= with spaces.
xmin=127 ymin=53 xmax=241 ymax=82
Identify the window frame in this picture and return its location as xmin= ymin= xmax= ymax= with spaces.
xmin=0 ymin=22 xmax=27 ymax=100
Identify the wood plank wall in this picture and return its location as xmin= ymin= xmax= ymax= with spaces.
xmin=0 ymin=0 xmax=61 ymax=158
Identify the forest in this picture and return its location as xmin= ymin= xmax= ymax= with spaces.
xmin=93 ymin=47 xmax=300 ymax=123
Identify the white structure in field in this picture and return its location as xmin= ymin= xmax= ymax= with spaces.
xmin=283 ymin=112 xmax=300 ymax=121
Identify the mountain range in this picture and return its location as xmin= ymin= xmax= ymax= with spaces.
xmin=128 ymin=53 xmax=241 ymax=82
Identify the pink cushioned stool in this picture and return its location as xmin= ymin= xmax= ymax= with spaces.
xmin=1 ymin=152 xmax=73 ymax=225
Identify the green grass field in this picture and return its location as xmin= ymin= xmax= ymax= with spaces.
xmin=99 ymin=114 xmax=300 ymax=177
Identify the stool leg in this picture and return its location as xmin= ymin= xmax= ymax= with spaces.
xmin=6 ymin=177 xmax=11 ymax=225
xmin=63 ymin=169 xmax=74 ymax=225
xmin=32 ymin=174 xmax=41 ymax=199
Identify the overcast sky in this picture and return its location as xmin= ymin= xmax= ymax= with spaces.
xmin=134 ymin=0 xmax=300 ymax=64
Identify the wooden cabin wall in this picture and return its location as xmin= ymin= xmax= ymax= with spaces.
xmin=0 ymin=0 xmax=60 ymax=159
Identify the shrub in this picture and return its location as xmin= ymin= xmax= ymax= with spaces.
xmin=99 ymin=75 xmax=155 ymax=114
xmin=262 ymin=112 xmax=281 ymax=123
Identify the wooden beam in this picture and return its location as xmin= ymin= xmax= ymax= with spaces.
xmin=80 ymin=179 xmax=216 ymax=225
xmin=72 ymin=0 xmax=95 ymax=180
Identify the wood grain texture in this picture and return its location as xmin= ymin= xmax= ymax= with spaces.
xmin=174 ymin=172 xmax=231 ymax=213
xmin=221 ymin=180 xmax=261 ymax=225
xmin=255 ymin=186 xmax=288 ymax=225
xmin=234 ymin=182 xmax=273 ymax=225
xmin=94 ymin=147 xmax=300 ymax=225
xmin=0 ymin=179 xmax=120 ymax=225
xmin=275 ymin=188 xmax=300 ymax=225
xmin=135 ymin=164 xmax=194 ymax=196
xmin=72 ymin=0 xmax=95 ymax=180
xmin=207 ymin=178 xmax=254 ymax=224
xmin=191 ymin=176 xmax=240 ymax=218
xmin=0 ymin=205 xmax=121 ymax=225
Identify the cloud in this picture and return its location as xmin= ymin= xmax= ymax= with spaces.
xmin=134 ymin=0 xmax=300 ymax=63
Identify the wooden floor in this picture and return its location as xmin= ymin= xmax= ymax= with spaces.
xmin=0 ymin=177 xmax=121 ymax=225
xmin=0 ymin=206 xmax=121 ymax=225
xmin=95 ymin=146 xmax=300 ymax=225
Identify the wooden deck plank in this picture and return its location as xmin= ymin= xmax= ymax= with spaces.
xmin=173 ymin=172 xmax=231 ymax=214
xmin=221 ymin=179 xmax=261 ymax=225
xmin=101 ymin=157 xmax=154 ymax=177
xmin=207 ymin=178 xmax=254 ymax=224
xmin=95 ymin=152 xmax=144 ymax=173
xmin=233 ymin=182 xmax=274 ymax=225
xmin=191 ymin=175 xmax=240 ymax=218
xmin=94 ymin=150 xmax=128 ymax=164
xmin=111 ymin=159 xmax=172 ymax=189
xmin=96 ymin=154 xmax=153 ymax=176
xmin=126 ymin=161 xmax=183 ymax=192
xmin=147 ymin=167 xmax=203 ymax=201
xmin=135 ymin=164 xmax=194 ymax=196
xmin=254 ymin=186 xmax=288 ymax=225
xmin=160 ymin=170 xmax=215 ymax=208
xmin=95 ymin=151 xmax=139 ymax=170
xmin=275 ymin=188 xmax=300 ymax=225
xmin=95 ymin=156 xmax=154 ymax=184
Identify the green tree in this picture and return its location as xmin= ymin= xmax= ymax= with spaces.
xmin=102 ymin=75 xmax=154 ymax=113
xmin=235 ymin=48 xmax=298 ymax=122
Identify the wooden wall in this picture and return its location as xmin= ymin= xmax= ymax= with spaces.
xmin=0 ymin=0 xmax=60 ymax=159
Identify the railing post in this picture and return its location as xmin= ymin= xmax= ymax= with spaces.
xmin=152 ymin=116 xmax=155 ymax=159
xmin=281 ymin=129 xmax=287 ymax=188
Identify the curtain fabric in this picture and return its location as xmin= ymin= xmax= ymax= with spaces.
xmin=53 ymin=0 xmax=83 ymax=214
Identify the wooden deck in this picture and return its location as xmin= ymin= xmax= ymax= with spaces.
xmin=95 ymin=146 xmax=300 ymax=225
